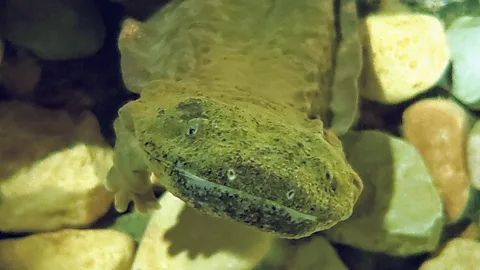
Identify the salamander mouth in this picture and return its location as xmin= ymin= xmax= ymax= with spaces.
xmin=169 ymin=167 xmax=321 ymax=238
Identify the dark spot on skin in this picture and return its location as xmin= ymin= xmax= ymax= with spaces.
xmin=331 ymin=178 xmax=338 ymax=192
xmin=326 ymin=171 xmax=332 ymax=181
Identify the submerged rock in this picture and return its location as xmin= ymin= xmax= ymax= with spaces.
xmin=0 ymin=101 xmax=114 ymax=232
xmin=403 ymin=98 xmax=478 ymax=223
xmin=447 ymin=16 xmax=480 ymax=110
xmin=467 ymin=119 xmax=480 ymax=190
xmin=0 ymin=0 xmax=105 ymax=60
xmin=419 ymin=238 xmax=480 ymax=270
xmin=132 ymin=192 xmax=274 ymax=270
xmin=359 ymin=13 xmax=450 ymax=104
xmin=0 ymin=229 xmax=135 ymax=270
xmin=325 ymin=130 xmax=444 ymax=256
xmin=285 ymin=236 xmax=348 ymax=270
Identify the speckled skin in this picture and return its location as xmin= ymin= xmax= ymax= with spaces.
xmin=106 ymin=0 xmax=363 ymax=238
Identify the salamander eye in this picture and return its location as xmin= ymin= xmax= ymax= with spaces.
xmin=187 ymin=123 xmax=199 ymax=135
xmin=286 ymin=189 xmax=295 ymax=200
xmin=227 ymin=168 xmax=236 ymax=181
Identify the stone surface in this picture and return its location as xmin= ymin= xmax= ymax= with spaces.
xmin=285 ymin=236 xmax=348 ymax=270
xmin=0 ymin=0 xmax=105 ymax=60
xmin=419 ymin=238 xmax=480 ymax=270
xmin=0 ymin=49 xmax=42 ymax=98
xmin=447 ymin=16 xmax=480 ymax=110
xmin=0 ymin=229 xmax=135 ymax=270
xmin=0 ymin=101 xmax=114 ymax=232
xmin=359 ymin=13 xmax=450 ymax=104
xmin=403 ymin=98 xmax=476 ymax=223
xmin=469 ymin=119 xmax=480 ymax=190
xmin=325 ymin=130 xmax=444 ymax=256
xmin=132 ymin=192 xmax=274 ymax=270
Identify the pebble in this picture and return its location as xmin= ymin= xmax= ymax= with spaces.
xmin=447 ymin=16 xmax=480 ymax=110
xmin=403 ymin=98 xmax=477 ymax=223
xmin=0 ymin=229 xmax=135 ymax=270
xmin=0 ymin=101 xmax=114 ymax=232
xmin=419 ymin=238 xmax=480 ymax=270
xmin=131 ymin=192 xmax=274 ymax=270
xmin=325 ymin=130 xmax=444 ymax=256
xmin=359 ymin=13 xmax=450 ymax=104
xmin=0 ymin=0 xmax=105 ymax=60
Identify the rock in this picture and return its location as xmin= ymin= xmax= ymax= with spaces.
xmin=285 ymin=236 xmax=348 ymax=270
xmin=0 ymin=229 xmax=135 ymax=270
xmin=0 ymin=101 xmax=114 ymax=232
xmin=403 ymin=98 xmax=478 ymax=223
xmin=458 ymin=223 xmax=478 ymax=240
xmin=0 ymin=0 xmax=105 ymax=60
xmin=447 ymin=17 xmax=480 ymax=110
xmin=325 ymin=130 xmax=444 ymax=256
xmin=0 ymin=49 xmax=42 ymax=98
xmin=419 ymin=238 xmax=480 ymax=270
xmin=359 ymin=13 xmax=450 ymax=104
xmin=132 ymin=192 xmax=274 ymax=270
xmin=109 ymin=209 xmax=153 ymax=243
xmin=468 ymin=119 xmax=480 ymax=190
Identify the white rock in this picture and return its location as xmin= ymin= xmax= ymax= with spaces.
xmin=0 ymin=101 xmax=114 ymax=232
xmin=447 ymin=16 xmax=480 ymax=109
xmin=132 ymin=192 xmax=274 ymax=270
xmin=0 ymin=229 xmax=135 ymax=270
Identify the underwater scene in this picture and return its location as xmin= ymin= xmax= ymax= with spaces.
xmin=1 ymin=0 xmax=480 ymax=269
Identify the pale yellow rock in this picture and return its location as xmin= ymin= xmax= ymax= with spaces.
xmin=359 ymin=13 xmax=450 ymax=104
xmin=419 ymin=238 xmax=480 ymax=270
xmin=132 ymin=192 xmax=275 ymax=270
xmin=0 ymin=229 xmax=135 ymax=270
xmin=286 ymin=236 xmax=348 ymax=270
xmin=0 ymin=101 xmax=114 ymax=232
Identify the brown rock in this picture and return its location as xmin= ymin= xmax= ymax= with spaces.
xmin=403 ymin=98 xmax=474 ymax=223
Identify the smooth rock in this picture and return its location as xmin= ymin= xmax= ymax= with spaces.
xmin=285 ymin=236 xmax=348 ymax=270
xmin=132 ymin=192 xmax=274 ymax=270
xmin=325 ymin=130 xmax=444 ymax=256
xmin=0 ymin=0 xmax=105 ymax=60
xmin=0 ymin=229 xmax=135 ymax=270
xmin=419 ymin=238 xmax=480 ymax=270
xmin=447 ymin=16 xmax=480 ymax=110
xmin=359 ymin=13 xmax=450 ymax=104
xmin=468 ymin=119 xmax=480 ymax=190
xmin=403 ymin=98 xmax=477 ymax=223
xmin=0 ymin=101 xmax=114 ymax=232
xmin=0 ymin=49 xmax=42 ymax=98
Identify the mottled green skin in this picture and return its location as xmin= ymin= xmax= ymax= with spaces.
xmin=106 ymin=0 xmax=363 ymax=238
